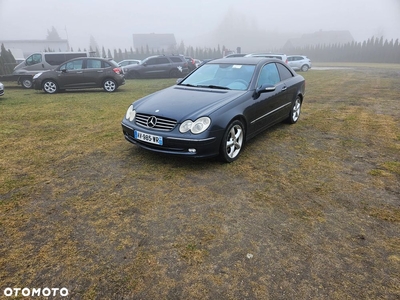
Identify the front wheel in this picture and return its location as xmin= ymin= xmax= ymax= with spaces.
xmin=169 ymin=68 xmax=180 ymax=78
xmin=42 ymin=80 xmax=58 ymax=94
xmin=103 ymin=79 xmax=117 ymax=92
xmin=21 ymin=77 xmax=33 ymax=89
xmin=287 ymin=97 xmax=302 ymax=124
xmin=220 ymin=120 xmax=245 ymax=163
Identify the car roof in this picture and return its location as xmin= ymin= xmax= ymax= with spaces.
xmin=208 ymin=57 xmax=281 ymax=65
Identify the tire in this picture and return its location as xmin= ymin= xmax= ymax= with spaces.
xmin=300 ymin=64 xmax=309 ymax=72
xmin=103 ymin=79 xmax=117 ymax=92
xmin=42 ymin=80 xmax=58 ymax=94
xmin=127 ymin=71 xmax=140 ymax=79
xmin=21 ymin=77 xmax=33 ymax=89
xmin=287 ymin=97 xmax=302 ymax=124
xmin=220 ymin=120 xmax=245 ymax=163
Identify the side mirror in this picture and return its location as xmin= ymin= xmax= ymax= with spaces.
xmin=253 ymin=84 xmax=276 ymax=99
xmin=61 ymin=69 xmax=67 ymax=73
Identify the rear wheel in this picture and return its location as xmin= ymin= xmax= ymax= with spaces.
xmin=42 ymin=80 xmax=58 ymax=94
xmin=300 ymin=64 xmax=309 ymax=72
xmin=103 ymin=79 xmax=117 ymax=92
xmin=220 ymin=120 xmax=245 ymax=163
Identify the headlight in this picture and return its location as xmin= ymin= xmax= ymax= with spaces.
xmin=125 ymin=105 xmax=136 ymax=121
xmin=33 ymin=72 xmax=42 ymax=79
xmin=179 ymin=117 xmax=211 ymax=134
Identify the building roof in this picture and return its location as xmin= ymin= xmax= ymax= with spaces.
xmin=283 ymin=30 xmax=354 ymax=49
xmin=0 ymin=39 xmax=69 ymax=58
xmin=132 ymin=33 xmax=176 ymax=52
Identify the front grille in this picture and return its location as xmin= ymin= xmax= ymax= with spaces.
xmin=135 ymin=113 xmax=177 ymax=131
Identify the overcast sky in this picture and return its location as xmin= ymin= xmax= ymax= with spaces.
xmin=0 ymin=0 xmax=399 ymax=51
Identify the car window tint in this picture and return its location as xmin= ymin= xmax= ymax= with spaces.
xmin=86 ymin=59 xmax=102 ymax=69
xmin=276 ymin=63 xmax=293 ymax=81
xmin=157 ymin=57 xmax=170 ymax=64
xmin=170 ymin=57 xmax=182 ymax=63
xmin=257 ymin=63 xmax=280 ymax=86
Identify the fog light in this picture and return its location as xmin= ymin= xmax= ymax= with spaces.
xmin=188 ymin=148 xmax=196 ymax=153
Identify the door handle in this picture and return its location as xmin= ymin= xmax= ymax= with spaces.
xmin=97 ymin=70 xmax=103 ymax=73
xmin=282 ymin=86 xmax=287 ymax=91
xmin=76 ymin=71 xmax=83 ymax=74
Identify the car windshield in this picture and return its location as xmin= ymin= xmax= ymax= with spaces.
xmin=180 ymin=63 xmax=255 ymax=91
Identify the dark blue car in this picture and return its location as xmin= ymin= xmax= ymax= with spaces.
xmin=121 ymin=57 xmax=305 ymax=162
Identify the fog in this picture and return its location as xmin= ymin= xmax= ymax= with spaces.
xmin=0 ymin=0 xmax=399 ymax=52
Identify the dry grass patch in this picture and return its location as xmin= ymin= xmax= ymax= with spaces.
xmin=1 ymin=66 xmax=400 ymax=299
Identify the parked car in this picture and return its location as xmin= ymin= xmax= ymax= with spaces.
xmin=121 ymin=57 xmax=305 ymax=162
xmin=0 ymin=82 xmax=4 ymax=96
xmin=123 ymin=55 xmax=189 ymax=79
xmin=33 ymin=57 xmax=125 ymax=94
xmin=118 ymin=59 xmax=141 ymax=67
xmin=185 ymin=56 xmax=197 ymax=71
xmin=224 ymin=53 xmax=248 ymax=58
xmin=287 ymin=55 xmax=312 ymax=72
xmin=194 ymin=59 xmax=202 ymax=68
xmin=245 ymin=53 xmax=288 ymax=64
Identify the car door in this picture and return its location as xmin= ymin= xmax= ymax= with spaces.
xmin=143 ymin=57 xmax=171 ymax=78
xmin=57 ymin=59 xmax=84 ymax=88
xmin=248 ymin=63 xmax=289 ymax=133
xmin=82 ymin=59 xmax=105 ymax=87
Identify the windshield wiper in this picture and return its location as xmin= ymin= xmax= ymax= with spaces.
xmin=198 ymin=84 xmax=231 ymax=90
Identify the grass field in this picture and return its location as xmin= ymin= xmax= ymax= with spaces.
xmin=1 ymin=64 xmax=399 ymax=299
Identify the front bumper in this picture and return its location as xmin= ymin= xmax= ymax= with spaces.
xmin=121 ymin=121 xmax=222 ymax=158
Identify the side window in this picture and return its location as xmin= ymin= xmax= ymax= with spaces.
xmin=157 ymin=57 xmax=170 ymax=64
xmin=86 ymin=59 xmax=102 ymax=69
xmin=170 ymin=57 xmax=182 ymax=63
xmin=62 ymin=60 xmax=83 ymax=70
xmin=257 ymin=63 xmax=280 ymax=87
xmin=45 ymin=54 xmax=66 ymax=66
xmin=276 ymin=63 xmax=293 ymax=81
xmin=146 ymin=58 xmax=157 ymax=65
xmin=26 ymin=54 xmax=42 ymax=66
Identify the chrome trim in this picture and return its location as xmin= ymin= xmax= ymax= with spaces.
xmin=166 ymin=137 xmax=216 ymax=142
xmin=250 ymin=102 xmax=292 ymax=124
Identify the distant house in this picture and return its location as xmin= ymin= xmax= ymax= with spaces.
xmin=283 ymin=30 xmax=354 ymax=50
xmin=0 ymin=39 xmax=69 ymax=58
xmin=132 ymin=33 xmax=176 ymax=53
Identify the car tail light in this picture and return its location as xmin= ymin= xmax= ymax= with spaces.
xmin=113 ymin=67 xmax=122 ymax=74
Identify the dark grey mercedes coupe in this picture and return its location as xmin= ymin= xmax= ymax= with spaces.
xmin=121 ymin=57 xmax=305 ymax=162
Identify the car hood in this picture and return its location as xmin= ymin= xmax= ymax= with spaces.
xmin=133 ymin=85 xmax=247 ymax=121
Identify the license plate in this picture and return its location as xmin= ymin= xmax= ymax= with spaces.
xmin=134 ymin=130 xmax=163 ymax=145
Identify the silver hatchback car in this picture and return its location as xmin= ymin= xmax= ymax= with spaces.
xmin=0 ymin=82 xmax=4 ymax=96
xmin=287 ymin=55 xmax=312 ymax=72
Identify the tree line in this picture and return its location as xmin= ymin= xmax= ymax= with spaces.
xmin=1 ymin=36 xmax=400 ymax=75
xmin=283 ymin=37 xmax=400 ymax=63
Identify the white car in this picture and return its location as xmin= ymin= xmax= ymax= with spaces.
xmin=118 ymin=59 xmax=141 ymax=67
xmin=287 ymin=55 xmax=312 ymax=72
xmin=0 ymin=82 xmax=4 ymax=96
xmin=245 ymin=53 xmax=288 ymax=64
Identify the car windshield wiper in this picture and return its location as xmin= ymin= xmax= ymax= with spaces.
xmin=197 ymin=84 xmax=231 ymax=90
xmin=180 ymin=83 xmax=231 ymax=90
